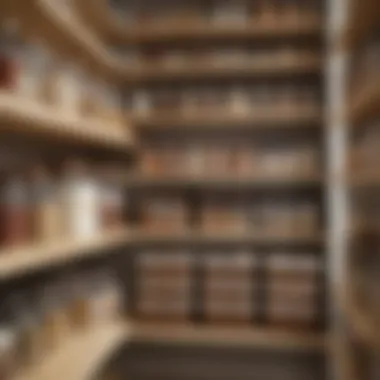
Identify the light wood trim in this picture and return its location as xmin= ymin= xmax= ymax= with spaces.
xmin=0 ymin=228 xmax=130 ymax=280
xmin=0 ymin=92 xmax=134 ymax=151
xmin=16 ymin=322 xmax=130 ymax=380
xmin=131 ymin=322 xmax=327 ymax=351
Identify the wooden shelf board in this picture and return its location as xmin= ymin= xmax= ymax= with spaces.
xmin=126 ymin=174 xmax=323 ymax=189
xmin=344 ymin=0 xmax=380 ymax=50
xmin=0 ymin=228 xmax=130 ymax=280
xmin=0 ymin=92 xmax=134 ymax=152
xmin=131 ymin=230 xmax=325 ymax=246
xmin=350 ymin=173 xmax=380 ymax=187
xmin=74 ymin=0 xmax=322 ymax=45
xmin=135 ymin=110 xmax=322 ymax=131
xmin=130 ymin=322 xmax=327 ymax=351
xmin=10 ymin=0 xmax=123 ymax=80
xmin=16 ymin=322 xmax=130 ymax=380
xmin=123 ymin=57 xmax=322 ymax=83
xmin=350 ymin=78 xmax=380 ymax=124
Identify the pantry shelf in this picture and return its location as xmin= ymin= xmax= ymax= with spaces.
xmin=16 ymin=322 xmax=130 ymax=380
xmin=123 ymin=57 xmax=322 ymax=84
xmin=131 ymin=230 xmax=324 ymax=247
xmin=125 ymin=174 xmax=323 ymax=190
xmin=135 ymin=111 xmax=322 ymax=131
xmin=130 ymin=322 xmax=327 ymax=352
xmin=0 ymin=229 xmax=130 ymax=280
xmin=18 ymin=0 xmax=124 ymax=79
xmin=339 ymin=286 xmax=380 ymax=349
xmin=344 ymin=0 xmax=380 ymax=50
xmin=0 ymin=92 xmax=134 ymax=152
xmin=350 ymin=78 xmax=380 ymax=124
xmin=74 ymin=0 xmax=322 ymax=45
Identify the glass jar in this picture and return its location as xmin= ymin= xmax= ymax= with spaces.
xmin=0 ymin=325 xmax=17 ymax=380
xmin=88 ymin=270 xmax=123 ymax=325
xmin=0 ymin=170 xmax=32 ymax=247
xmin=30 ymin=165 xmax=61 ymax=243
xmin=0 ymin=18 xmax=22 ymax=93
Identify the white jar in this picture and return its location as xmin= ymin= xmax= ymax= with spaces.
xmin=61 ymin=161 xmax=101 ymax=239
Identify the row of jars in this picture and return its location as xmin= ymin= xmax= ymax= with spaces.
xmin=141 ymin=143 xmax=320 ymax=178
xmin=0 ymin=19 xmax=123 ymax=124
xmin=140 ymin=196 xmax=319 ymax=236
xmin=128 ymin=84 xmax=320 ymax=117
xmin=0 ymin=160 xmax=124 ymax=249
xmin=136 ymin=251 xmax=322 ymax=325
xmin=109 ymin=0 xmax=322 ymax=28
xmin=121 ymin=46 xmax=319 ymax=70
xmin=0 ymin=267 xmax=123 ymax=379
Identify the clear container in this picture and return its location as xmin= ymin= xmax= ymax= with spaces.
xmin=30 ymin=165 xmax=61 ymax=242
xmin=39 ymin=283 xmax=71 ymax=351
xmin=0 ymin=326 xmax=17 ymax=380
xmin=0 ymin=18 xmax=24 ymax=94
xmin=87 ymin=270 xmax=123 ymax=325
xmin=55 ymin=62 xmax=83 ymax=117
xmin=0 ymin=171 xmax=32 ymax=247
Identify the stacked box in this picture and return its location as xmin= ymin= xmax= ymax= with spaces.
xmin=203 ymin=253 xmax=257 ymax=324
xmin=135 ymin=252 xmax=193 ymax=321
xmin=266 ymin=253 xmax=321 ymax=326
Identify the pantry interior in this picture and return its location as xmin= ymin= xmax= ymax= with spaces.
xmin=0 ymin=0 xmax=378 ymax=379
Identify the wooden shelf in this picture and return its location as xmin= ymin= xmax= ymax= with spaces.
xmin=10 ymin=0 xmax=123 ymax=80
xmin=350 ymin=172 xmax=380 ymax=188
xmin=350 ymin=78 xmax=380 ymax=124
xmin=344 ymin=0 xmax=380 ymax=50
xmin=16 ymin=322 xmax=130 ymax=380
xmin=123 ymin=56 xmax=322 ymax=84
xmin=0 ymin=228 xmax=130 ymax=280
xmin=74 ymin=0 xmax=322 ymax=45
xmin=130 ymin=322 xmax=326 ymax=352
xmin=126 ymin=174 xmax=323 ymax=190
xmin=0 ymin=92 xmax=134 ymax=152
xmin=131 ymin=230 xmax=324 ymax=247
xmin=135 ymin=109 xmax=322 ymax=132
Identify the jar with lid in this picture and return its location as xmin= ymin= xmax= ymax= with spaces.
xmin=102 ymin=84 xmax=123 ymax=127
xmin=87 ymin=270 xmax=123 ymax=325
xmin=40 ymin=283 xmax=71 ymax=351
xmin=60 ymin=159 xmax=101 ymax=239
xmin=54 ymin=60 xmax=83 ymax=117
xmin=0 ymin=325 xmax=17 ymax=380
xmin=211 ymin=1 xmax=249 ymax=26
xmin=0 ymin=18 xmax=22 ymax=92
xmin=65 ymin=272 xmax=99 ymax=330
xmin=16 ymin=37 xmax=49 ymax=104
xmin=132 ymin=89 xmax=151 ymax=117
xmin=100 ymin=180 xmax=124 ymax=230
xmin=30 ymin=164 xmax=61 ymax=243
xmin=7 ymin=294 xmax=44 ymax=370
xmin=0 ymin=169 xmax=32 ymax=247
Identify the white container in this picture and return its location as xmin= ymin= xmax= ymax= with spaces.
xmin=61 ymin=162 xmax=101 ymax=239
